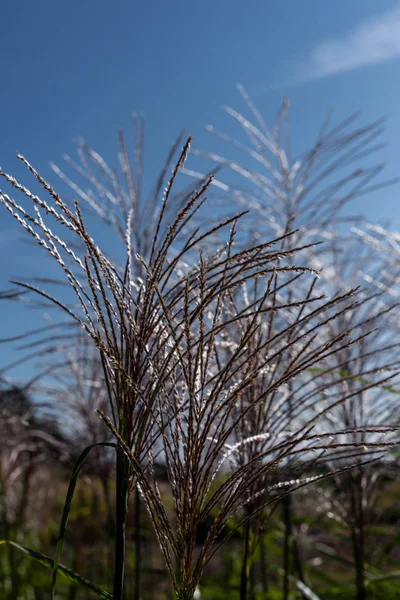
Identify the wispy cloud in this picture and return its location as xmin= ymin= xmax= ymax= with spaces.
xmin=300 ymin=4 xmax=400 ymax=80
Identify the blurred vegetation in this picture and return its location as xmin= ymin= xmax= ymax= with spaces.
xmin=1 ymin=455 xmax=399 ymax=599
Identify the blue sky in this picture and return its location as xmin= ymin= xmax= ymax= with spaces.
xmin=1 ymin=0 xmax=400 ymax=380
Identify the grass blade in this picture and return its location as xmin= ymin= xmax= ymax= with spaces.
xmin=0 ymin=540 xmax=112 ymax=599
xmin=367 ymin=571 xmax=400 ymax=584
xmin=52 ymin=442 xmax=117 ymax=599
xmin=291 ymin=577 xmax=322 ymax=600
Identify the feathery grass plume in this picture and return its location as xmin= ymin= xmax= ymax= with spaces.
xmin=352 ymin=222 xmax=400 ymax=306
xmin=0 ymin=134 xmax=217 ymax=599
xmin=1 ymin=131 xmax=399 ymax=600
xmin=302 ymin=234 xmax=400 ymax=600
xmin=0 ymin=137 xmax=318 ymax=598
xmin=0 ymin=125 xmax=212 ymax=599
xmin=182 ymin=84 xmax=396 ymax=258
xmin=98 ymin=256 xmax=399 ymax=600
xmin=205 ymin=255 xmax=400 ymax=599
xmin=49 ymin=117 xmax=217 ymax=273
xmin=182 ymin=86 xmax=400 ymax=598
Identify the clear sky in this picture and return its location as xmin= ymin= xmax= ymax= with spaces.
xmin=1 ymin=0 xmax=400 ymax=379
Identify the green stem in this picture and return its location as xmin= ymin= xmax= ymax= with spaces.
xmin=134 ymin=485 xmax=141 ymax=600
xmin=350 ymin=472 xmax=366 ymax=600
xmin=259 ymin=533 xmax=269 ymax=596
xmin=351 ymin=526 xmax=366 ymax=600
xmin=282 ymin=495 xmax=292 ymax=600
xmin=240 ymin=518 xmax=251 ymax=600
xmin=292 ymin=536 xmax=306 ymax=599
xmin=113 ymin=449 xmax=130 ymax=600
xmin=100 ymin=475 xmax=115 ymax=536
xmin=249 ymin=560 xmax=255 ymax=600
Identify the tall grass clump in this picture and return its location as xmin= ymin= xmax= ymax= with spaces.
xmin=183 ymin=86 xmax=400 ymax=598
xmin=321 ymin=229 xmax=400 ymax=600
xmin=0 ymin=120 xmax=399 ymax=600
